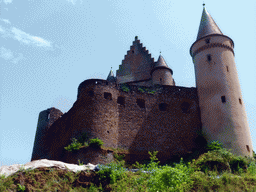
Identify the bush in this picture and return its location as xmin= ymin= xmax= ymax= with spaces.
xmin=89 ymin=138 xmax=104 ymax=148
xmin=147 ymin=158 xmax=194 ymax=192
xmin=64 ymin=138 xmax=83 ymax=152
xmin=229 ymin=156 xmax=248 ymax=173
xmin=247 ymin=161 xmax=256 ymax=175
xmin=192 ymin=148 xmax=233 ymax=174
xmin=97 ymin=162 xmax=127 ymax=184
xmin=77 ymin=132 xmax=89 ymax=144
xmin=113 ymin=153 xmax=125 ymax=161
xmin=207 ymin=140 xmax=223 ymax=151
xmin=121 ymin=84 xmax=130 ymax=92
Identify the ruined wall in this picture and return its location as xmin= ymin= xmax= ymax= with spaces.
xmin=31 ymin=108 xmax=63 ymax=161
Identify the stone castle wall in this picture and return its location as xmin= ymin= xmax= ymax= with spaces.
xmin=32 ymin=79 xmax=202 ymax=164
xmin=31 ymin=108 xmax=63 ymax=161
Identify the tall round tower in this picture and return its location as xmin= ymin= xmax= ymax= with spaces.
xmin=151 ymin=55 xmax=175 ymax=86
xmin=190 ymin=6 xmax=253 ymax=157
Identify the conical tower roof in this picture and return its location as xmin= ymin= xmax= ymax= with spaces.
xmin=151 ymin=54 xmax=173 ymax=75
xmin=197 ymin=6 xmax=223 ymax=40
xmin=107 ymin=68 xmax=116 ymax=82
xmin=155 ymin=55 xmax=168 ymax=68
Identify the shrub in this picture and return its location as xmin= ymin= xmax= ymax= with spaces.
xmin=113 ymin=153 xmax=125 ymax=161
xmin=192 ymin=149 xmax=233 ymax=174
xmin=147 ymin=158 xmax=194 ymax=192
xmin=138 ymin=88 xmax=145 ymax=93
xmin=89 ymin=138 xmax=104 ymax=148
xmin=64 ymin=138 xmax=83 ymax=152
xmin=247 ymin=161 xmax=256 ymax=175
xmin=207 ymin=140 xmax=223 ymax=151
xmin=121 ymin=84 xmax=130 ymax=92
xmin=229 ymin=156 xmax=248 ymax=173
xmin=77 ymin=132 xmax=89 ymax=144
xmin=97 ymin=162 xmax=127 ymax=184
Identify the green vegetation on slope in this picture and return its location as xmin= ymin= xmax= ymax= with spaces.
xmin=1 ymin=141 xmax=256 ymax=191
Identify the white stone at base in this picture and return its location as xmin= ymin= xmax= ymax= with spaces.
xmin=0 ymin=159 xmax=97 ymax=178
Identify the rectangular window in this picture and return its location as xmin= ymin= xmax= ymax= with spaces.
xmin=221 ymin=96 xmax=226 ymax=103
xmin=207 ymin=54 xmax=212 ymax=62
xmin=117 ymin=96 xmax=125 ymax=106
xmin=104 ymin=92 xmax=112 ymax=100
xmin=137 ymin=98 xmax=145 ymax=108
xmin=226 ymin=66 xmax=229 ymax=72
xmin=246 ymin=145 xmax=250 ymax=152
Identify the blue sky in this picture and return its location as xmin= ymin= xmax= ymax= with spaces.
xmin=0 ymin=0 xmax=256 ymax=166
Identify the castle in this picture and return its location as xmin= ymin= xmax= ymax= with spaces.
xmin=31 ymin=6 xmax=253 ymax=165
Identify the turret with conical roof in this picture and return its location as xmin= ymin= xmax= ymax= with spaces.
xmin=190 ymin=5 xmax=253 ymax=157
xmin=106 ymin=67 xmax=116 ymax=83
xmin=151 ymin=54 xmax=175 ymax=86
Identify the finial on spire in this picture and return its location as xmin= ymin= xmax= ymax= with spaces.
xmin=160 ymin=51 xmax=161 ymax=55
xmin=135 ymin=36 xmax=138 ymax=40
xmin=203 ymin=2 xmax=205 ymax=7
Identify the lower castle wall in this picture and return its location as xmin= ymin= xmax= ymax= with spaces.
xmin=32 ymin=79 xmax=202 ymax=164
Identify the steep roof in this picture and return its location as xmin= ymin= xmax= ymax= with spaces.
xmin=151 ymin=55 xmax=173 ymax=75
xmin=156 ymin=55 xmax=168 ymax=68
xmin=107 ymin=68 xmax=116 ymax=82
xmin=197 ymin=6 xmax=223 ymax=40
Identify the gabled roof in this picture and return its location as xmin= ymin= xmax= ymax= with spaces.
xmin=197 ymin=6 xmax=223 ymax=40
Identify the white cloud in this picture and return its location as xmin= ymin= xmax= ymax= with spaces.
xmin=0 ymin=46 xmax=13 ymax=60
xmin=0 ymin=19 xmax=11 ymax=24
xmin=0 ymin=26 xmax=5 ymax=33
xmin=66 ymin=0 xmax=83 ymax=5
xmin=2 ymin=0 xmax=13 ymax=4
xmin=0 ymin=46 xmax=23 ymax=63
xmin=11 ymin=27 xmax=52 ymax=47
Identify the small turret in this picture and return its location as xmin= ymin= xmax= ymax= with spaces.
xmin=106 ymin=67 xmax=116 ymax=83
xmin=151 ymin=54 xmax=174 ymax=86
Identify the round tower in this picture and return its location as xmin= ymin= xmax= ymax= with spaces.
xmin=190 ymin=5 xmax=253 ymax=157
xmin=151 ymin=55 xmax=175 ymax=86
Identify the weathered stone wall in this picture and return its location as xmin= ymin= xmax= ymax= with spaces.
xmin=191 ymin=34 xmax=253 ymax=157
xmin=116 ymin=37 xmax=155 ymax=86
xmin=31 ymin=108 xmax=63 ymax=161
xmin=117 ymin=85 xmax=201 ymax=157
xmin=33 ymin=79 xmax=202 ymax=164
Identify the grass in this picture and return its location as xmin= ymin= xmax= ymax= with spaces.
xmin=1 ymin=148 xmax=256 ymax=191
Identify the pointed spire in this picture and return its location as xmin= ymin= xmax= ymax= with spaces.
xmin=197 ymin=5 xmax=223 ymax=40
xmin=107 ymin=67 xmax=116 ymax=82
xmin=155 ymin=55 xmax=168 ymax=68
xmin=151 ymin=55 xmax=173 ymax=75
